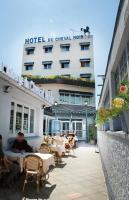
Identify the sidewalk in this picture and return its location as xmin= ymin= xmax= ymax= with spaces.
xmin=48 ymin=143 xmax=108 ymax=200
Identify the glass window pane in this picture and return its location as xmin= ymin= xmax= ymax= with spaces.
xmin=75 ymin=95 xmax=80 ymax=104
xmin=16 ymin=104 xmax=22 ymax=132
xmin=71 ymin=94 xmax=75 ymax=104
xmin=23 ymin=107 xmax=29 ymax=133
xmin=30 ymin=109 xmax=34 ymax=133
xmin=9 ymin=102 xmax=14 ymax=133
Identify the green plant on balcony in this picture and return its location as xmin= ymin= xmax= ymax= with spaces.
xmin=23 ymin=74 xmax=95 ymax=84
xmin=89 ymin=123 xmax=97 ymax=144
xmin=96 ymin=82 xmax=129 ymax=126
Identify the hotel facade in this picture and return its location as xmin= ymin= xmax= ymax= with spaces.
xmin=22 ymin=34 xmax=96 ymax=140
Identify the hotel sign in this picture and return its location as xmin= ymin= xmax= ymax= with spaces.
xmin=25 ymin=35 xmax=85 ymax=44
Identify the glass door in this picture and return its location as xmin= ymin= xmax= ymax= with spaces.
xmin=72 ymin=121 xmax=82 ymax=139
xmin=61 ymin=121 xmax=70 ymax=134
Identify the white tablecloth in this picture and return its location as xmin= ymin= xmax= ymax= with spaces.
xmin=4 ymin=151 xmax=55 ymax=173
xmin=50 ymin=145 xmax=66 ymax=156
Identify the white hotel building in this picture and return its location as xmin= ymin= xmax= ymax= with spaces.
xmin=22 ymin=34 xmax=96 ymax=141
xmin=0 ymin=65 xmax=54 ymax=149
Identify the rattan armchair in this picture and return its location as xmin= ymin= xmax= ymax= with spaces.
xmin=39 ymin=143 xmax=51 ymax=154
xmin=22 ymin=154 xmax=46 ymax=193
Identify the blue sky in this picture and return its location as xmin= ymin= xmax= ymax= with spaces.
xmin=0 ymin=0 xmax=119 ymax=105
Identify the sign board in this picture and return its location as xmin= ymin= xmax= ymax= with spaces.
xmin=25 ymin=35 xmax=86 ymax=44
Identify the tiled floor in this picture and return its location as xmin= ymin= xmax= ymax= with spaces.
xmin=0 ymin=143 xmax=108 ymax=200
xmin=48 ymin=143 xmax=108 ymax=200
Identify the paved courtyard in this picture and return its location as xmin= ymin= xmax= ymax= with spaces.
xmin=0 ymin=143 xmax=108 ymax=200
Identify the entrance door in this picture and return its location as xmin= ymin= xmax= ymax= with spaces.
xmin=72 ymin=121 xmax=83 ymax=140
xmin=61 ymin=121 xmax=70 ymax=134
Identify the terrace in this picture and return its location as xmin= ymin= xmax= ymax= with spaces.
xmin=0 ymin=143 xmax=108 ymax=200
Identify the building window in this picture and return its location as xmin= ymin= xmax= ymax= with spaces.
xmin=119 ymin=50 xmax=127 ymax=81
xmin=9 ymin=102 xmax=14 ymax=134
xmin=16 ymin=104 xmax=23 ymax=132
xmin=25 ymin=47 xmax=35 ymax=55
xmin=23 ymin=107 xmax=29 ymax=133
xmin=9 ymin=102 xmax=35 ymax=135
xmin=80 ymin=73 xmax=91 ymax=80
xmin=24 ymin=62 xmax=34 ymax=71
xmin=60 ymin=60 xmax=70 ymax=68
xmin=80 ymin=43 xmax=90 ymax=51
xmin=43 ymin=45 xmax=53 ymax=53
xmin=59 ymin=91 xmax=93 ymax=105
xmin=114 ymin=68 xmax=120 ymax=94
xmin=60 ymin=44 xmax=70 ymax=52
xmin=80 ymin=59 xmax=90 ymax=67
xmin=30 ymin=109 xmax=34 ymax=133
xmin=42 ymin=61 xmax=52 ymax=69
xmin=127 ymin=41 xmax=129 ymax=61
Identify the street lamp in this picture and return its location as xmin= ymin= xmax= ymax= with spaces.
xmin=54 ymin=101 xmax=58 ymax=119
xmin=84 ymin=100 xmax=88 ymax=143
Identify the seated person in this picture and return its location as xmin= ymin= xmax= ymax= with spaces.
xmin=0 ymin=134 xmax=20 ymax=187
xmin=12 ymin=132 xmax=33 ymax=153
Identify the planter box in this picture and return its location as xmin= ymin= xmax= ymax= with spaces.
xmin=113 ymin=117 xmax=122 ymax=131
xmin=104 ymin=122 xmax=110 ymax=131
xmin=120 ymin=111 xmax=129 ymax=134
xmin=90 ymin=140 xmax=95 ymax=145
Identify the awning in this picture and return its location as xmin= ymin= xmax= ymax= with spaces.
xmin=60 ymin=44 xmax=70 ymax=47
xmin=79 ymin=42 xmax=90 ymax=46
xmin=25 ymin=47 xmax=35 ymax=50
xmin=24 ymin=62 xmax=34 ymax=66
xmin=42 ymin=61 xmax=53 ymax=64
xmin=60 ymin=60 xmax=70 ymax=63
xmin=43 ymin=45 xmax=53 ymax=49
xmin=80 ymin=58 xmax=91 ymax=62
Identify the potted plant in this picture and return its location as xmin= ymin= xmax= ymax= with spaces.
xmin=89 ymin=123 xmax=97 ymax=145
xmin=97 ymin=82 xmax=129 ymax=134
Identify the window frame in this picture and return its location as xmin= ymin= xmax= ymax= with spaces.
xmin=60 ymin=44 xmax=70 ymax=52
xmin=60 ymin=60 xmax=70 ymax=68
xmin=24 ymin=62 xmax=34 ymax=71
xmin=80 ymin=59 xmax=91 ymax=67
xmin=25 ymin=47 xmax=35 ymax=55
xmin=9 ymin=101 xmax=36 ymax=136
xmin=43 ymin=45 xmax=53 ymax=53
xmin=80 ymin=43 xmax=90 ymax=51
xmin=42 ymin=61 xmax=52 ymax=69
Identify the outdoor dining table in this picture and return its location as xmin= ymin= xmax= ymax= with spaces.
xmin=4 ymin=151 xmax=55 ymax=173
xmin=50 ymin=144 xmax=66 ymax=156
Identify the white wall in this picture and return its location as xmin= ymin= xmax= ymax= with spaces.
xmin=0 ymin=77 xmax=45 ymax=149
xmin=22 ymin=35 xmax=94 ymax=79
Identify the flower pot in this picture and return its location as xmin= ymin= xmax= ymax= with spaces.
xmin=104 ymin=122 xmax=110 ymax=131
xmin=120 ymin=111 xmax=129 ymax=134
xmin=90 ymin=140 xmax=95 ymax=145
xmin=113 ymin=117 xmax=122 ymax=131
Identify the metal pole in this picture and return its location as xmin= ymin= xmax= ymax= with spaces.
xmin=85 ymin=105 xmax=88 ymax=142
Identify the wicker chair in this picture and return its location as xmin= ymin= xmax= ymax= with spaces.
xmin=39 ymin=143 xmax=51 ymax=154
xmin=65 ymin=138 xmax=75 ymax=154
xmin=0 ymin=159 xmax=9 ymax=179
xmin=22 ymin=154 xmax=46 ymax=193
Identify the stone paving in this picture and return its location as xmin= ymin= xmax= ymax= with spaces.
xmin=0 ymin=143 xmax=108 ymax=200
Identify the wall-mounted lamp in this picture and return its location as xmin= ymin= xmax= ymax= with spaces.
xmin=42 ymin=104 xmax=46 ymax=109
xmin=54 ymin=101 xmax=58 ymax=106
xmin=3 ymin=85 xmax=12 ymax=93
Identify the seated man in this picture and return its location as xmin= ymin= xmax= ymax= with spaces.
xmin=12 ymin=132 xmax=33 ymax=153
xmin=0 ymin=134 xmax=20 ymax=187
